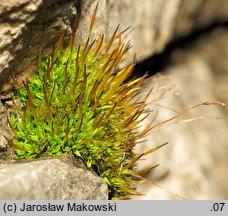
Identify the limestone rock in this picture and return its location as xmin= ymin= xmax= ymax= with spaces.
xmin=99 ymin=0 xmax=228 ymax=61
xmin=1 ymin=0 xmax=228 ymax=93
xmin=0 ymin=0 xmax=79 ymax=94
xmin=0 ymin=101 xmax=14 ymax=149
xmin=0 ymin=155 xmax=108 ymax=199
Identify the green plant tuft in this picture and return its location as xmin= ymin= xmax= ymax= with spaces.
xmin=10 ymin=9 xmax=158 ymax=199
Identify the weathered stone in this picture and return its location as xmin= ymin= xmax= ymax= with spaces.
xmin=0 ymin=0 xmax=79 ymax=94
xmin=0 ymin=101 xmax=14 ymax=149
xmin=134 ymin=27 xmax=228 ymax=200
xmin=1 ymin=0 xmax=228 ymax=94
xmin=79 ymin=0 xmax=228 ymax=57
xmin=0 ymin=155 xmax=108 ymax=199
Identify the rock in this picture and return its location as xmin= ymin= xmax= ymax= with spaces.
xmin=97 ymin=0 xmax=228 ymax=61
xmin=0 ymin=0 xmax=79 ymax=94
xmin=134 ymin=27 xmax=228 ymax=200
xmin=0 ymin=101 xmax=14 ymax=149
xmin=0 ymin=155 xmax=108 ymax=199
xmin=1 ymin=0 xmax=228 ymax=94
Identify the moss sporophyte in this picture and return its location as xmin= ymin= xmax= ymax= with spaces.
xmin=9 ymin=8 xmax=161 ymax=199
xmin=9 ymin=7 xmax=225 ymax=199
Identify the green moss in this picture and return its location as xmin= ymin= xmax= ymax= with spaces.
xmin=10 ymin=12 xmax=156 ymax=199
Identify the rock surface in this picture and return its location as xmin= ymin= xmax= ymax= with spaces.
xmin=0 ymin=0 xmax=79 ymax=94
xmin=0 ymin=155 xmax=108 ymax=199
xmin=0 ymin=101 xmax=14 ymax=148
xmin=1 ymin=0 xmax=228 ymax=93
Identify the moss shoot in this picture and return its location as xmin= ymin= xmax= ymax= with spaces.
xmin=10 ymin=9 xmax=162 ymax=199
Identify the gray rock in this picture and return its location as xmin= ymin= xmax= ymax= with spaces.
xmin=1 ymin=0 xmax=228 ymax=93
xmin=0 ymin=0 xmax=79 ymax=94
xmin=96 ymin=0 xmax=228 ymax=61
xmin=0 ymin=101 xmax=14 ymax=149
xmin=0 ymin=155 xmax=108 ymax=199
